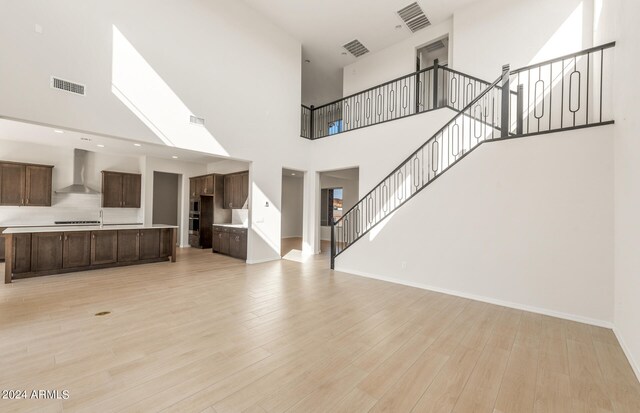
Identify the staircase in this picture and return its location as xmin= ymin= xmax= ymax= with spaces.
xmin=329 ymin=42 xmax=616 ymax=268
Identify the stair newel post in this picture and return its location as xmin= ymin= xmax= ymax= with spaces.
xmin=433 ymin=58 xmax=439 ymax=109
xmin=309 ymin=105 xmax=315 ymax=140
xmin=516 ymin=84 xmax=524 ymax=135
xmin=330 ymin=218 xmax=336 ymax=270
xmin=500 ymin=64 xmax=510 ymax=138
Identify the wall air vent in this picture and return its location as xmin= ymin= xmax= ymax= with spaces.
xmin=422 ymin=40 xmax=445 ymax=53
xmin=343 ymin=39 xmax=369 ymax=58
xmin=397 ymin=2 xmax=431 ymax=33
xmin=190 ymin=115 xmax=205 ymax=126
xmin=50 ymin=76 xmax=86 ymax=96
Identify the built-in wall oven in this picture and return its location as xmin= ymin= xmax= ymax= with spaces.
xmin=189 ymin=213 xmax=200 ymax=234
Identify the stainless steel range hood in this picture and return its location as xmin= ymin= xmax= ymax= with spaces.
xmin=55 ymin=149 xmax=100 ymax=194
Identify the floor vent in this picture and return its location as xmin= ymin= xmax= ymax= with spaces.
xmin=190 ymin=115 xmax=205 ymax=126
xmin=343 ymin=39 xmax=369 ymax=58
xmin=397 ymin=2 xmax=431 ymax=33
xmin=50 ymin=76 xmax=86 ymax=96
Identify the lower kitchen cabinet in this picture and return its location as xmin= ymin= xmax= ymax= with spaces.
xmin=63 ymin=232 xmax=91 ymax=269
xmin=4 ymin=227 xmax=177 ymax=282
xmin=12 ymin=233 xmax=32 ymax=274
xmin=117 ymin=230 xmax=140 ymax=262
xmin=160 ymin=228 xmax=173 ymax=258
xmin=212 ymin=226 xmax=247 ymax=260
xmin=91 ymin=231 xmax=118 ymax=265
xmin=139 ymin=229 xmax=160 ymax=260
xmin=31 ymin=232 xmax=64 ymax=272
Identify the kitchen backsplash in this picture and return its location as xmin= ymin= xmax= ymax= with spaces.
xmin=0 ymin=193 xmax=142 ymax=226
xmin=232 ymin=209 xmax=249 ymax=226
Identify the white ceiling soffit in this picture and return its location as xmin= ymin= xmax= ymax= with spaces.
xmin=0 ymin=118 xmax=232 ymax=164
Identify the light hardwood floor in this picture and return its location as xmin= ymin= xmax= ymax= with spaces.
xmin=0 ymin=247 xmax=639 ymax=412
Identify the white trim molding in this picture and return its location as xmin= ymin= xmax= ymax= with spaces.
xmin=335 ymin=267 xmax=614 ymax=329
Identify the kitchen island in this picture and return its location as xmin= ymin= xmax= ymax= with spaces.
xmin=3 ymin=225 xmax=177 ymax=283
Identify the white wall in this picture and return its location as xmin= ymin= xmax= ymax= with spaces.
xmin=0 ymin=139 xmax=142 ymax=225
xmin=336 ymin=126 xmax=615 ymax=325
xmin=281 ymin=175 xmax=303 ymax=238
xmin=0 ymin=0 xmax=309 ymax=263
xmin=343 ymin=20 xmax=453 ymax=96
xmin=611 ymin=0 xmax=640 ymax=380
xmin=453 ymin=0 xmax=594 ymax=79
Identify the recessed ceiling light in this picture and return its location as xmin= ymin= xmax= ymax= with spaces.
xmin=133 ymin=143 xmax=141 ymax=147
xmin=291 ymin=173 xmax=296 ymax=176
xmin=53 ymin=129 xmax=64 ymax=134
xmin=172 ymin=156 xmax=178 ymax=159
xmin=97 ymin=144 xmax=105 ymax=148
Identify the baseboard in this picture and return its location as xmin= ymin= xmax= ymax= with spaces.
xmin=613 ymin=328 xmax=640 ymax=382
xmin=246 ymin=257 xmax=280 ymax=265
xmin=281 ymin=235 xmax=302 ymax=239
xmin=335 ymin=266 xmax=614 ymax=329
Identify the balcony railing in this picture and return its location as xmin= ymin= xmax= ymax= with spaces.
xmin=301 ymin=61 xmax=494 ymax=140
xmin=330 ymin=42 xmax=616 ymax=265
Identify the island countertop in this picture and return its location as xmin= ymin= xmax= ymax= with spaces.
xmin=2 ymin=224 xmax=178 ymax=235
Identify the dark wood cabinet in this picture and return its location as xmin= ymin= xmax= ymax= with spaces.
xmin=102 ymin=172 xmax=123 ymax=208
xmin=0 ymin=228 xmax=6 ymax=261
xmin=25 ymin=165 xmax=53 ymax=206
xmin=122 ymin=173 xmax=141 ymax=208
xmin=5 ymin=227 xmax=176 ymax=283
xmin=229 ymin=231 xmax=247 ymax=260
xmin=117 ymin=230 xmax=140 ymax=262
xmin=223 ymin=175 xmax=233 ymax=209
xmin=203 ymin=175 xmax=214 ymax=195
xmin=212 ymin=229 xmax=221 ymax=252
xmin=0 ymin=163 xmax=26 ymax=206
xmin=190 ymin=174 xmax=216 ymax=199
xmin=223 ymin=171 xmax=249 ymax=209
xmin=102 ymin=171 xmax=141 ymax=208
xmin=63 ymin=232 xmax=91 ymax=269
xmin=219 ymin=231 xmax=230 ymax=255
xmin=0 ymin=162 xmax=53 ymax=207
xmin=12 ymin=233 xmax=31 ymax=273
xmin=139 ymin=229 xmax=160 ymax=260
xmin=160 ymin=228 xmax=173 ymax=258
xmin=31 ymin=232 xmax=63 ymax=273
xmin=91 ymin=231 xmax=118 ymax=265
xmin=213 ymin=226 xmax=246 ymax=260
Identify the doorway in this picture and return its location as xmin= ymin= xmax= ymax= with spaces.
xmin=281 ymin=168 xmax=304 ymax=257
xmin=152 ymin=171 xmax=180 ymax=231
xmin=318 ymin=167 xmax=359 ymax=255
xmin=416 ymin=36 xmax=449 ymax=70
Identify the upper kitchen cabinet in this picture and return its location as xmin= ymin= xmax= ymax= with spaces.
xmin=101 ymin=171 xmax=141 ymax=208
xmin=223 ymin=171 xmax=249 ymax=209
xmin=0 ymin=161 xmax=53 ymax=207
xmin=189 ymin=174 xmax=215 ymax=199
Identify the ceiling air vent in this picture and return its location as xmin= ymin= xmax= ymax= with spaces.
xmin=397 ymin=2 xmax=431 ymax=33
xmin=50 ymin=76 xmax=86 ymax=96
xmin=343 ymin=39 xmax=369 ymax=58
xmin=190 ymin=115 xmax=205 ymax=126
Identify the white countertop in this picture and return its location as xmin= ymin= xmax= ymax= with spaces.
xmin=2 ymin=224 xmax=178 ymax=234
xmin=213 ymin=223 xmax=248 ymax=229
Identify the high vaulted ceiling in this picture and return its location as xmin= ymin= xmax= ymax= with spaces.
xmin=242 ymin=0 xmax=480 ymax=106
